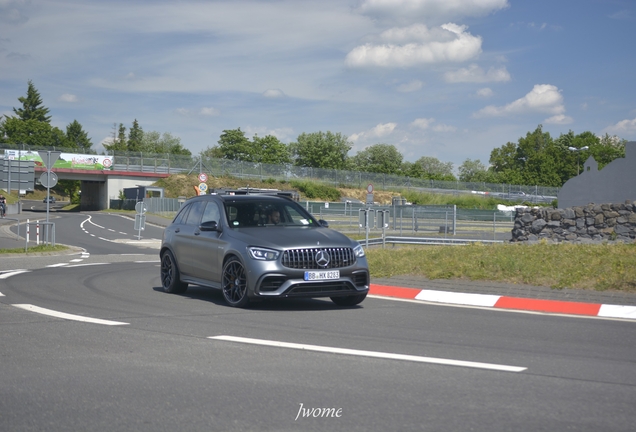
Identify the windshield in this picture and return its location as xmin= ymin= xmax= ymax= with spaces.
xmin=224 ymin=200 xmax=319 ymax=228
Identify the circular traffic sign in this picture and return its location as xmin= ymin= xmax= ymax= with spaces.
xmin=135 ymin=201 xmax=147 ymax=214
xmin=39 ymin=171 xmax=58 ymax=188
xmin=367 ymin=184 xmax=374 ymax=193
xmin=198 ymin=173 xmax=208 ymax=183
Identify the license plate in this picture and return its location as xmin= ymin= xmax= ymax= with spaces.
xmin=304 ymin=270 xmax=340 ymax=281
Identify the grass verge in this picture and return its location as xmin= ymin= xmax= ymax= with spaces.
xmin=366 ymin=241 xmax=636 ymax=292
xmin=0 ymin=244 xmax=69 ymax=254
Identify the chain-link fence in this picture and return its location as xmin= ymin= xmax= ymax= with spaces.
xmin=1 ymin=146 xmax=560 ymax=203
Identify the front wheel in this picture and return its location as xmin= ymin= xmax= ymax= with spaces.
xmin=222 ymin=257 xmax=250 ymax=308
xmin=330 ymin=293 xmax=367 ymax=307
xmin=161 ymin=251 xmax=188 ymax=294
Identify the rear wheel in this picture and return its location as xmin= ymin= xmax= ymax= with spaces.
xmin=222 ymin=257 xmax=250 ymax=308
xmin=331 ymin=293 xmax=367 ymax=306
xmin=161 ymin=251 xmax=188 ymax=294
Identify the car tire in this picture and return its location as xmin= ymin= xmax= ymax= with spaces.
xmin=330 ymin=293 xmax=367 ymax=307
xmin=161 ymin=250 xmax=188 ymax=294
xmin=222 ymin=257 xmax=250 ymax=308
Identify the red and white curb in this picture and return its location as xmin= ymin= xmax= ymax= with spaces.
xmin=369 ymin=285 xmax=636 ymax=320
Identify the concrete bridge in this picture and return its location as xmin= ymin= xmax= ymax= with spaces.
xmin=33 ymin=166 xmax=170 ymax=210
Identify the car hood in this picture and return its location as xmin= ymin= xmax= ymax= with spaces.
xmin=226 ymin=226 xmax=356 ymax=249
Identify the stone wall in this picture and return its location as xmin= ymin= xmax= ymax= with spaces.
xmin=512 ymin=201 xmax=636 ymax=243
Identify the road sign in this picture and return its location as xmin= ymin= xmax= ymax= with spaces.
xmin=198 ymin=183 xmax=208 ymax=194
xmin=37 ymin=151 xmax=62 ymax=169
xmin=198 ymin=173 xmax=208 ymax=183
xmin=367 ymin=184 xmax=374 ymax=193
xmin=39 ymin=171 xmax=58 ymax=188
xmin=135 ymin=201 xmax=147 ymax=214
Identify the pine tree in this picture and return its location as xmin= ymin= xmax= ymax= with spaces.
xmin=13 ymin=80 xmax=51 ymax=123
xmin=66 ymin=120 xmax=93 ymax=151
xmin=127 ymin=119 xmax=143 ymax=152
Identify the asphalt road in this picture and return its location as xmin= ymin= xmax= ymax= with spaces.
xmin=0 ymin=212 xmax=635 ymax=431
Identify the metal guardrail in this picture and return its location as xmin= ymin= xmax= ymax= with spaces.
xmin=365 ymin=236 xmax=504 ymax=248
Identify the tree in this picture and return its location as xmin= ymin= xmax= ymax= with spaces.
xmin=458 ymin=159 xmax=494 ymax=182
xmin=217 ymin=128 xmax=253 ymax=161
xmin=127 ymin=119 xmax=143 ymax=152
xmin=66 ymin=120 xmax=93 ymax=151
xmin=410 ymin=156 xmax=455 ymax=181
xmin=0 ymin=117 xmax=66 ymax=147
xmin=140 ymin=131 xmax=191 ymax=155
xmin=290 ymin=131 xmax=351 ymax=169
xmin=103 ymin=123 xmax=128 ymax=152
xmin=351 ymin=143 xmax=403 ymax=174
xmin=201 ymin=145 xmax=224 ymax=159
xmin=252 ymin=134 xmax=291 ymax=164
xmin=13 ymin=80 xmax=51 ymax=123
xmin=489 ymin=125 xmax=562 ymax=186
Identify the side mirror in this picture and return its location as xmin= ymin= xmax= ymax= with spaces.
xmin=199 ymin=220 xmax=221 ymax=232
xmin=318 ymin=219 xmax=329 ymax=228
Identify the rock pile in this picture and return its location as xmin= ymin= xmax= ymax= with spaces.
xmin=512 ymin=201 xmax=636 ymax=243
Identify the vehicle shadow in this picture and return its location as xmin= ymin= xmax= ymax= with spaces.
xmin=152 ymin=285 xmax=364 ymax=311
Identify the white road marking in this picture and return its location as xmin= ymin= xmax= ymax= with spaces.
xmin=0 ymin=270 xmax=30 ymax=279
xmin=209 ymin=335 xmax=527 ymax=372
xmin=66 ymin=263 xmax=110 ymax=268
xmin=46 ymin=263 xmax=69 ymax=267
xmin=134 ymin=260 xmax=160 ymax=263
xmin=69 ymin=259 xmax=83 ymax=262
xmin=12 ymin=304 xmax=129 ymax=326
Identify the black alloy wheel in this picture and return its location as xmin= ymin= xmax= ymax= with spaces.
xmin=161 ymin=251 xmax=188 ymax=294
xmin=222 ymin=257 xmax=250 ymax=308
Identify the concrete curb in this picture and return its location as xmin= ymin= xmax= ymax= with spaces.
xmin=369 ymin=284 xmax=636 ymax=321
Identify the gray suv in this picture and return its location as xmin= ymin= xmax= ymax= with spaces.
xmin=160 ymin=194 xmax=369 ymax=307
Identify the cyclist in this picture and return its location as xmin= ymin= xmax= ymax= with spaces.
xmin=0 ymin=194 xmax=6 ymax=217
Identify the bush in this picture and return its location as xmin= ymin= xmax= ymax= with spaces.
xmin=290 ymin=180 xmax=341 ymax=201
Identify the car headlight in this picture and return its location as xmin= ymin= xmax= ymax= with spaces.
xmin=353 ymin=243 xmax=365 ymax=258
xmin=248 ymin=247 xmax=280 ymax=261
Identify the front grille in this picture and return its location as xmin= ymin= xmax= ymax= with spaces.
xmin=282 ymin=247 xmax=355 ymax=270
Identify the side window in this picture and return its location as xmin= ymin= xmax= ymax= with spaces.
xmin=173 ymin=203 xmax=191 ymax=224
xmin=201 ymin=202 xmax=221 ymax=224
xmin=185 ymin=201 xmax=205 ymax=226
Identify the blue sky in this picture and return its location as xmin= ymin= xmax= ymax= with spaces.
xmin=1 ymin=0 xmax=635 ymax=170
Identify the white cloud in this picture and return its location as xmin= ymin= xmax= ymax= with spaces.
xmin=349 ymin=122 xmax=397 ymax=142
xmin=444 ymin=64 xmax=510 ymax=82
xmin=59 ymin=93 xmax=78 ymax=102
xmin=243 ymin=126 xmax=295 ymax=142
xmin=473 ymin=84 xmax=566 ymax=117
xmin=397 ymin=80 xmax=423 ymax=92
xmin=544 ymin=114 xmax=573 ymax=125
xmin=432 ymin=123 xmax=456 ymax=132
xmin=411 ymin=117 xmax=434 ymax=129
xmin=476 ymin=87 xmax=493 ymax=97
xmin=176 ymin=107 xmax=220 ymax=117
xmin=262 ymin=89 xmax=285 ymax=98
xmin=604 ymin=117 xmax=636 ymax=136
xmin=357 ymin=0 xmax=509 ymax=23
xmin=345 ymin=23 xmax=482 ymax=68
xmin=199 ymin=107 xmax=220 ymax=116
xmin=410 ymin=117 xmax=454 ymax=131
